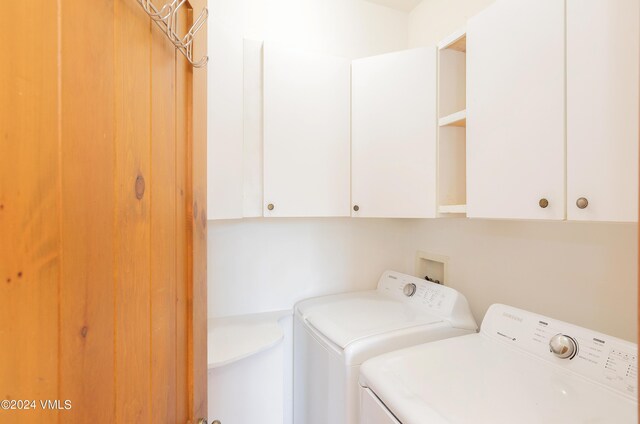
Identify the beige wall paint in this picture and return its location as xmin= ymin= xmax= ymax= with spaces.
xmin=407 ymin=219 xmax=637 ymax=342
xmin=407 ymin=0 xmax=637 ymax=342
xmin=408 ymin=0 xmax=495 ymax=47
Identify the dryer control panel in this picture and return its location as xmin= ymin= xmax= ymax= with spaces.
xmin=376 ymin=271 xmax=477 ymax=331
xmin=482 ymin=304 xmax=638 ymax=400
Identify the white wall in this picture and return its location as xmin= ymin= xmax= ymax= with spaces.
xmin=407 ymin=219 xmax=637 ymax=341
xmin=408 ymin=0 xmax=495 ymax=46
xmin=208 ymin=218 xmax=415 ymax=317
xmin=210 ymin=218 xmax=638 ymax=341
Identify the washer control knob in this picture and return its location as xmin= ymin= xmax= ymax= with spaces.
xmin=549 ymin=334 xmax=577 ymax=359
xmin=403 ymin=283 xmax=417 ymax=297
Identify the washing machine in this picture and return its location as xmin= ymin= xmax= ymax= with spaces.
xmin=359 ymin=303 xmax=638 ymax=424
xmin=293 ymin=270 xmax=477 ymax=424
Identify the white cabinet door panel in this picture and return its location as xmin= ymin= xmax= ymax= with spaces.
xmin=467 ymin=0 xmax=565 ymax=220
xmin=263 ymin=43 xmax=351 ymax=217
xmin=567 ymin=0 xmax=639 ymax=222
xmin=243 ymin=39 xmax=264 ymax=218
xmin=207 ymin=23 xmax=244 ymax=219
xmin=352 ymin=47 xmax=438 ymax=218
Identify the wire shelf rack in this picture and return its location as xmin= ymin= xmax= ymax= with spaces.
xmin=137 ymin=0 xmax=209 ymax=68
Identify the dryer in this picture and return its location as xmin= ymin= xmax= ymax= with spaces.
xmin=359 ymin=304 xmax=638 ymax=424
xmin=293 ymin=270 xmax=477 ymax=424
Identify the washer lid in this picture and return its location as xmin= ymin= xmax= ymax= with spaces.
xmin=298 ymin=291 xmax=443 ymax=349
xmin=360 ymin=334 xmax=637 ymax=424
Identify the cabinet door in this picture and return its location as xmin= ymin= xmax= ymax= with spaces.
xmin=567 ymin=0 xmax=639 ymax=222
xmin=467 ymin=0 xmax=565 ymax=220
xmin=207 ymin=22 xmax=244 ymax=219
xmin=263 ymin=43 xmax=351 ymax=217
xmin=352 ymin=47 xmax=438 ymax=218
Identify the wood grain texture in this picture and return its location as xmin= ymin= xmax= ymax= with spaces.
xmin=58 ymin=0 xmax=116 ymax=423
xmin=114 ymin=0 xmax=152 ymax=422
xmin=0 ymin=0 xmax=207 ymax=422
xmin=0 ymin=1 xmax=60 ymax=422
xmin=190 ymin=0 xmax=209 ymax=418
xmin=150 ymin=0 xmax=178 ymax=422
xmin=176 ymin=9 xmax=191 ymax=424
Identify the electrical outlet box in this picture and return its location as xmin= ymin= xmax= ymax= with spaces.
xmin=415 ymin=251 xmax=449 ymax=285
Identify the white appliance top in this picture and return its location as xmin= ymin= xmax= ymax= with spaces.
xmin=360 ymin=304 xmax=638 ymax=424
xmin=295 ymin=270 xmax=477 ymax=349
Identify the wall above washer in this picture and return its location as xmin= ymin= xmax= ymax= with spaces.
xmin=364 ymin=0 xmax=422 ymax=12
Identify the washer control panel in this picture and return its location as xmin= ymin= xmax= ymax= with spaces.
xmin=482 ymin=304 xmax=638 ymax=400
xmin=375 ymin=270 xmax=477 ymax=332
xmin=378 ymin=271 xmax=454 ymax=312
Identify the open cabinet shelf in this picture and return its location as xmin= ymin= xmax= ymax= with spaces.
xmin=438 ymin=27 xmax=467 ymax=52
xmin=438 ymin=28 xmax=467 ymax=216
xmin=439 ymin=109 xmax=466 ymax=127
xmin=438 ymin=204 xmax=467 ymax=214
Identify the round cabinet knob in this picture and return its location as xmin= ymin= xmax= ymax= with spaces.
xmin=403 ymin=283 xmax=417 ymax=297
xmin=576 ymin=197 xmax=589 ymax=209
xmin=353 ymin=205 xmax=360 ymax=212
xmin=198 ymin=419 xmax=209 ymax=424
xmin=267 ymin=203 xmax=274 ymax=211
xmin=539 ymin=198 xmax=549 ymax=209
xmin=549 ymin=333 xmax=577 ymax=359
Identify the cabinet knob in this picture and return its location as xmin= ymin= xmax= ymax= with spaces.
xmin=576 ymin=197 xmax=589 ymax=209
xmin=353 ymin=205 xmax=359 ymax=212
xmin=539 ymin=198 xmax=549 ymax=209
xmin=197 ymin=419 xmax=209 ymax=424
xmin=267 ymin=203 xmax=274 ymax=211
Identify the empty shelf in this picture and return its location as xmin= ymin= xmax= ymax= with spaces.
xmin=208 ymin=309 xmax=291 ymax=369
xmin=438 ymin=28 xmax=466 ymax=52
xmin=439 ymin=110 xmax=466 ymax=127
xmin=438 ymin=204 xmax=467 ymax=214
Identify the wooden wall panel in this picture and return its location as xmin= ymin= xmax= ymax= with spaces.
xmin=176 ymin=3 xmax=208 ymax=419
xmin=150 ymin=1 xmax=178 ymax=422
xmin=114 ymin=0 xmax=152 ymax=422
xmin=58 ymin=0 xmax=116 ymax=422
xmin=0 ymin=0 xmax=206 ymax=423
xmin=176 ymin=9 xmax=191 ymax=422
xmin=0 ymin=1 xmax=60 ymax=423
xmin=190 ymin=1 xmax=209 ymax=418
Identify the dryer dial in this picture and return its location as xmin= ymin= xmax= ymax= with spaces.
xmin=549 ymin=334 xmax=577 ymax=359
xmin=403 ymin=283 xmax=417 ymax=297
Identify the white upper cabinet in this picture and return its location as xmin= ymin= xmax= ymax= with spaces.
xmin=263 ymin=43 xmax=351 ymax=217
xmin=243 ymin=39 xmax=265 ymax=218
xmin=351 ymin=47 xmax=438 ymax=218
xmin=566 ymin=0 xmax=639 ymax=222
xmin=207 ymin=24 xmax=245 ymax=219
xmin=467 ymin=0 xmax=565 ymax=220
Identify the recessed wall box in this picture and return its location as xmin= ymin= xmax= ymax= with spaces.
xmin=415 ymin=251 xmax=449 ymax=285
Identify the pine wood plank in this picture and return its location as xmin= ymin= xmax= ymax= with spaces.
xmin=58 ymin=0 xmax=117 ymax=423
xmin=114 ymin=0 xmax=152 ymax=422
xmin=175 ymin=8 xmax=191 ymax=422
xmin=190 ymin=0 xmax=209 ymax=418
xmin=150 ymin=2 xmax=178 ymax=421
xmin=0 ymin=1 xmax=60 ymax=422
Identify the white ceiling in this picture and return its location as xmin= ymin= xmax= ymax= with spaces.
xmin=363 ymin=0 xmax=422 ymax=12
